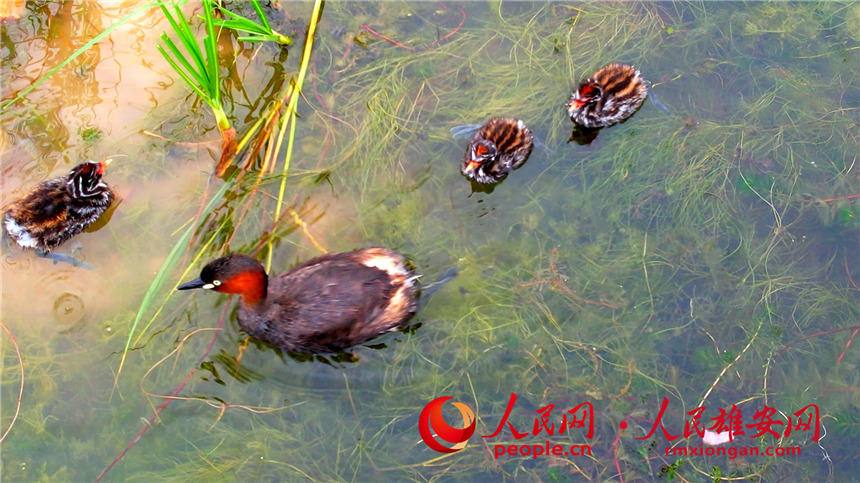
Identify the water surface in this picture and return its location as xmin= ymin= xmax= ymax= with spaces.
xmin=1 ymin=2 xmax=858 ymax=481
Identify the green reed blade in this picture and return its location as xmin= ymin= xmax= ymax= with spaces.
xmin=202 ymin=0 xmax=220 ymax=105
xmin=217 ymin=13 xmax=269 ymax=34
xmin=159 ymin=7 xmax=205 ymax=85
xmin=268 ymin=0 xmax=322 ymax=271
xmin=157 ymin=0 xmax=230 ymax=131
xmin=157 ymin=46 xmax=212 ymax=107
xmin=114 ymin=175 xmax=233 ymax=384
xmin=130 ymin=211 xmax=230 ymax=348
xmin=234 ymin=36 xmax=271 ymax=43
xmin=212 ymin=0 xmax=291 ymax=45
xmin=251 ymin=0 xmax=271 ymax=32
xmin=158 ymin=36 xmax=208 ymax=96
xmin=170 ymin=3 xmax=208 ymax=78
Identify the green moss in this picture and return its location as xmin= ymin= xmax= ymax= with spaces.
xmin=78 ymin=126 xmax=102 ymax=142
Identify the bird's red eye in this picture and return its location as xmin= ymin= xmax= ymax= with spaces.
xmin=475 ymin=144 xmax=488 ymax=157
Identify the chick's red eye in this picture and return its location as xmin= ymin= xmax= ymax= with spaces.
xmin=475 ymin=144 xmax=488 ymax=156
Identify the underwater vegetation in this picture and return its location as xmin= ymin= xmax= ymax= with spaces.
xmin=1 ymin=1 xmax=858 ymax=481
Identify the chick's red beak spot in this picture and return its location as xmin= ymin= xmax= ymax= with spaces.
xmin=464 ymin=160 xmax=481 ymax=172
xmin=98 ymin=158 xmax=113 ymax=175
xmin=569 ymin=99 xmax=586 ymax=109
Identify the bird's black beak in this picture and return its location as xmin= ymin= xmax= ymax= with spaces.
xmin=177 ymin=278 xmax=207 ymax=290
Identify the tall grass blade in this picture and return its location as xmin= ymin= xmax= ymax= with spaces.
xmin=212 ymin=0 xmax=291 ymax=45
xmin=267 ymin=0 xmax=322 ymax=271
xmin=158 ymin=0 xmax=230 ymax=132
xmin=202 ymin=0 xmax=219 ymax=107
xmin=114 ymin=176 xmax=233 ymax=385
xmin=157 ymin=40 xmax=210 ymax=101
xmin=251 ymin=0 xmax=271 ymax=32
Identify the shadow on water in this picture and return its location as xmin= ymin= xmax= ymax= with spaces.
xmin=2 ymin=1 xmax=859 ymax=481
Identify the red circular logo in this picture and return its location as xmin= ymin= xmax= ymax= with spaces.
xmin=418 ymin=396 xmax=476 ymax=453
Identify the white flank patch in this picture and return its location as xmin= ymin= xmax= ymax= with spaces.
xmin=362 ymin=256 xmax=408 ymax=277
xmin=4 ymin=217 xmax=38 ymax=248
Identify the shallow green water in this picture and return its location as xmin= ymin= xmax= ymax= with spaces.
xmin=1 ymin=1 xmax=858 ymax=481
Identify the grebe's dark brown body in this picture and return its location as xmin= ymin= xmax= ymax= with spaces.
xmin=460 ymin=117 xmax=534 ymax=184
xmin=567 ymin=63 xmax=649 ymax=128
xmin=178 ymin=248 xmax=420 ymax=353
xmin=3 ymin=160 xmax=114 ymax=259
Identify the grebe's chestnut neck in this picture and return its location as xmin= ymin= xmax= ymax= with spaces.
xmin=178 ymin=254 xmax=268 ymax=306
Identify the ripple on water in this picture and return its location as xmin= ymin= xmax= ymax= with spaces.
xmin=53 ymin=292 xmax=86 ymax=333
xmin=0 ymin=251 xmax=101 ymax=334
